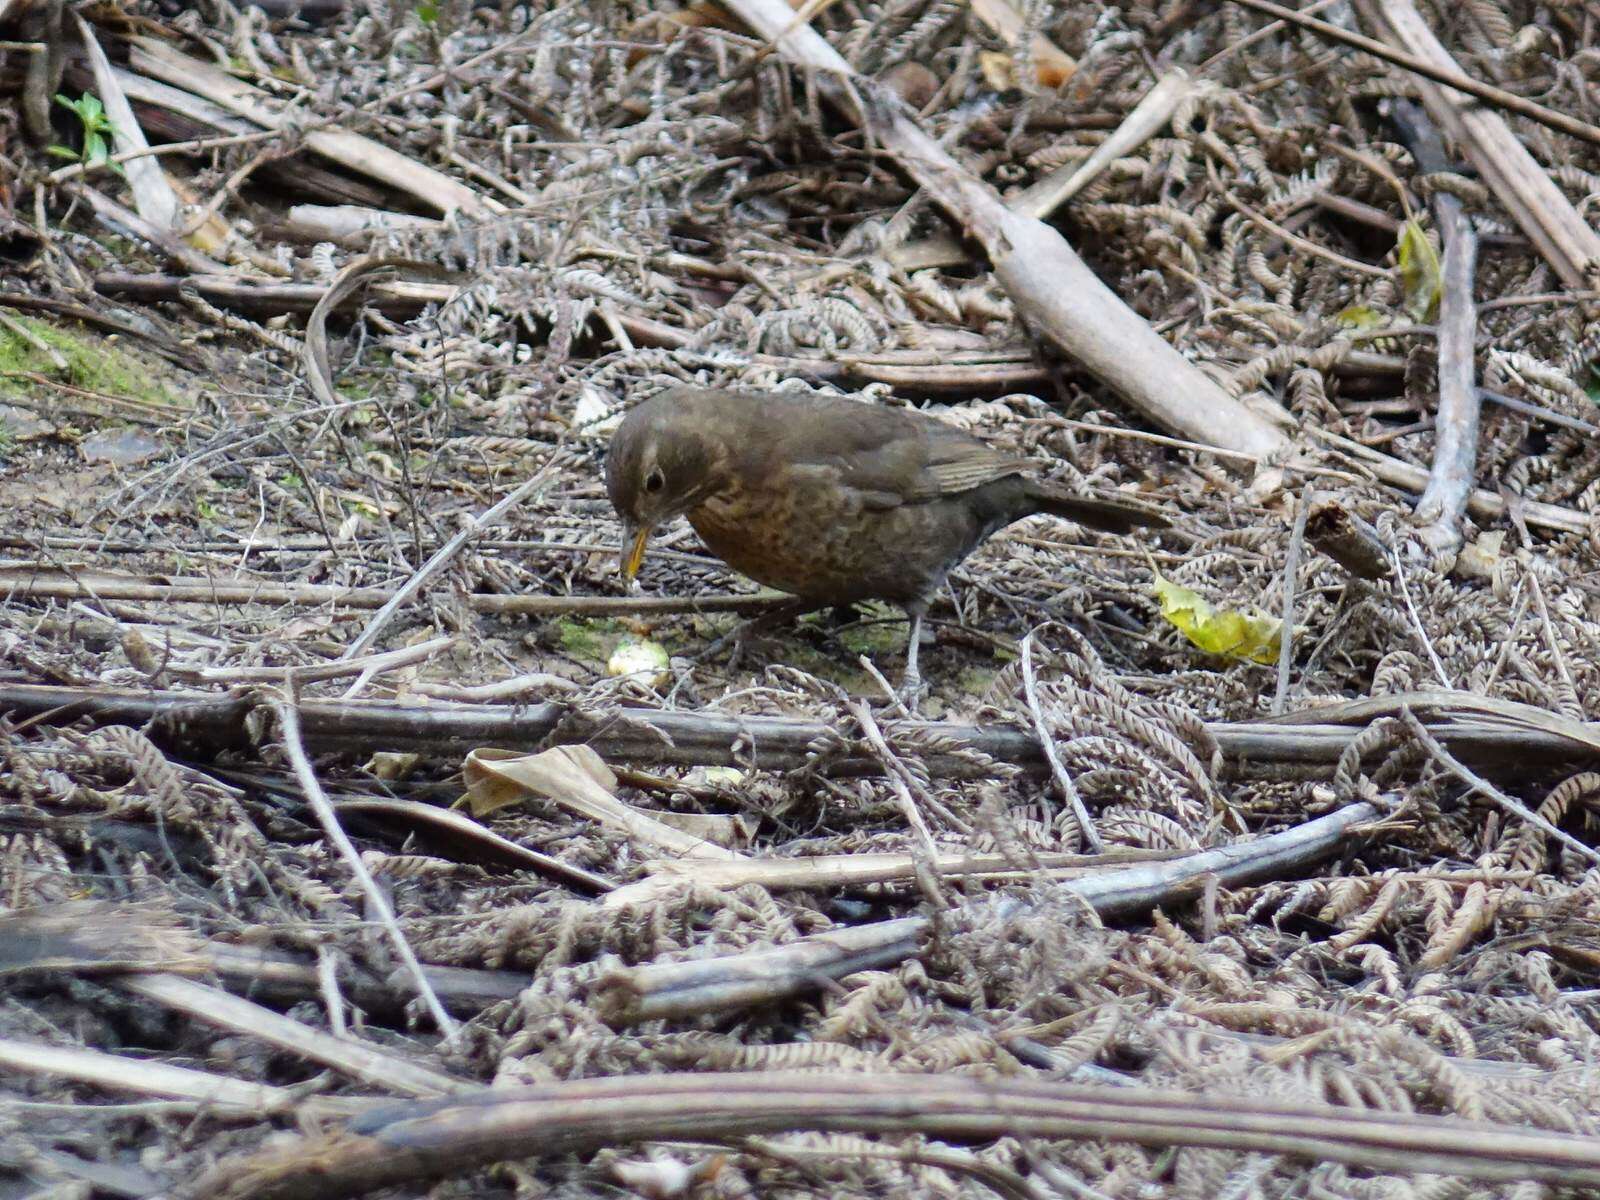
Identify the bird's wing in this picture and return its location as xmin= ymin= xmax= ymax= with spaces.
xmin=783 ymin=400 xmax=1024 ymax=506
xmin=916 ymin=432 xmax=1027 ymax=498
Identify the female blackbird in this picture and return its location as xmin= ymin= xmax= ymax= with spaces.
xmin=606 ymin=385 xmax=1166 ymax=693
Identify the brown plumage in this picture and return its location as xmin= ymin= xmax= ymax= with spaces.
xmin=605 ymin=385 xmax=1167 ymax=693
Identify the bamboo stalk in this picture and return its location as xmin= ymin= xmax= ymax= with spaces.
xmin=0 ymin=566 xmax=791 ymax=617
xmin=1 ymin=684 xmax=1593 ymax=775
xmin=187 ymin=1070 xmax=1600 ymax=1200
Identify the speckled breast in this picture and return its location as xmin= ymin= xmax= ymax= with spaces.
xmin=688 ymin=476 xmax=987 ymax=607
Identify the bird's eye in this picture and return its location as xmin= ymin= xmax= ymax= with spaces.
xmin=644 ymin=467 xmax=666 ymax=494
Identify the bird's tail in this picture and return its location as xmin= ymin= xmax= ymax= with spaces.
xmin=1023 ymin=480 xmax=1170 ymax=534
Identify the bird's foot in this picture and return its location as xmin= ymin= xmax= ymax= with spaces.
xmin=897 ymin=668 xmax=928 ymax=716
xmin=895 ymin=609 xmax=930 ymax=716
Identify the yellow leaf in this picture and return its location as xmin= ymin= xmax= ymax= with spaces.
xmin=1397 ymin=219 xmax=1441 ymax=323
xmin=1333 ymin=304 xmax=1385 ymax=330
xmin=1151 ymin=571 xmax=1283 ymax=665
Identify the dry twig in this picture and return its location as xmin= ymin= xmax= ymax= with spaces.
xmin=267 ymin=696 xmax=460 ymax=1037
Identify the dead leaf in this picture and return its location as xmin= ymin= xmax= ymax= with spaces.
xmin=80 ymin=426 xmax=164 ymax=467
xmin=333 ymin=797 xmax=611 ymax=892
xmin=460 ymin=745 xmax=739 ymax=860
xmin=653 ymin=810 xmax=760 ymax=848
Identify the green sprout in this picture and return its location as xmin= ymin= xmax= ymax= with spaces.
xmin=48 ymin=92 xmax=125 ymax=178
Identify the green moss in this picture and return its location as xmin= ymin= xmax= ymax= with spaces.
xmin=552 ymin=616 xmax=623 ymax=661
xmin=662 ymin=612 xmax=877 ymax=691
xmin=955 ymin=665 xmax=999 ymax=696
xmin=796 ymin=602 xmax=906 ymax=654
xmin=335 ymin=376 xmax=378 ymax=406
xmin=0 ymin=315 xmax=182 ymax=409
xmin=836 ymin=619 xmax=907 ymax=657
xmin=760 ymin=637 xmax=875 ymax=690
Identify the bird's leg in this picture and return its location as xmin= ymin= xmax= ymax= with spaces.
xmin=900 ymin=603 xmax=929 ymax=712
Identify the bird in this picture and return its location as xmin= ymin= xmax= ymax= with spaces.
xmin=605 ymin=385 xmax=1167 ymax=697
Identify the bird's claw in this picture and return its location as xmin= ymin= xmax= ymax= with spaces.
xmin=897 ymin=667 xmax=927 ymax=716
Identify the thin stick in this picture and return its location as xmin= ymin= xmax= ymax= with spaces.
xmin=1514 ymin=548 xmax=1580 ymax=707
xmin=1389 ymin=101 xmax=1482 ymax=554
xmin=268 ymin=697 xmax=459 ymax=1038
xmin=1225 ymin=192 xmax=1393 ymax=277
xmin=1020 ymin=631 xmax=1103 ymax=852
xmin=339 ymin=453 xmax=566 ymax=661
xmin=1273 ymin=490 xmax=1313 ymax=715
xmin=1204 ymin=0 xmax=1348 ymax=69
xmin=171 ymin=635 xmax=455 ymax=685
xmin=413 ymin=671 xmax=580 ymax=700
xmin=1045 ymin=416 xmax=1263 ymax=462
xmin=316 ymin=946 xmax=347 ymax=1040
xmin=0 ymin=568 xmax=792 ymax=617
xmin=856 ymin=724 xmax=950 ymax=910
xmin=1478 ymin=387 xmax=1600 ymax=437
xmin=850 ymin=700 xmax=966 ymax=862
xmin=47 ymin=128 xmax=289 ymax=183
xmin=1478 ymin=291 xmax=1600 ymax=311
xmin=1222 ymin=0 xmax=1600 ymax=149
xmin=0 ymin=1035 xmax=373 ymax=1118
xmin=854 ymin=654 xmax=912 ymax=719
xmin=1399 ymin=708 xmax=1600 ymax=869
xmin=120 ymin=973 xmax=460 ymax=1096
xmin=1388 ymin=547 xmax=1452 ymax=687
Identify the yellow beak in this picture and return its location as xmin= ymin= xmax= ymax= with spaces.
xmin=620 ymin=522 xmax=652 ymax=581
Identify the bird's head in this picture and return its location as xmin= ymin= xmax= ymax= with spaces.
xmin=605 ymin=388 xmax=729 ymax=582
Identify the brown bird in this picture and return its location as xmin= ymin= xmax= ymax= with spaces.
xmin=606 ymin=386 xmax=1167 ymax=695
